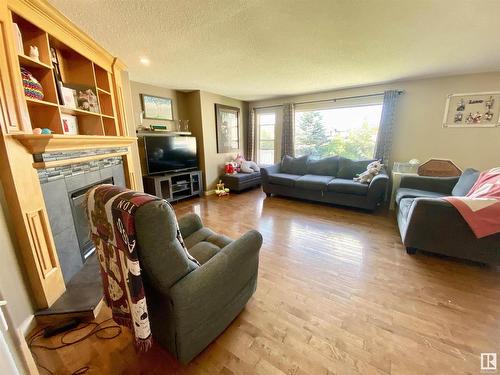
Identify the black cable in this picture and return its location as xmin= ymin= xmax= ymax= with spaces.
xmin=28 ymin=318 xmax=122 ymax=375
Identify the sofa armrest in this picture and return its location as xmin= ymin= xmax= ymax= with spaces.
xmin=400 ymin=175 xmax=458 ymax=194
xmin=403 ymin=197 xmax=471 ymax=246
xmin=169 ymin=229 xmax=262 ymax=329
xmin=260 ymin=162 xmax=281 ymax=184
xmin=367 ymin=171 xmax=389 ymax=203
xmin=177 ymin=213 xmax=203 ymax=238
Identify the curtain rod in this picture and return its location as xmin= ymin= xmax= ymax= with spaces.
xmin=295 ymin=90 xmax=404 ymax=106
xmin=252 ymin=90 xmax=404 ymax=109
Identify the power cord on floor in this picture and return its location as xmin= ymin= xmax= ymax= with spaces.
xmin=28 ymin=318 xmax=122 ymax=375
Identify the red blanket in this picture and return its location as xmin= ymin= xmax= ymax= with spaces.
xmin=86 ymin=185 xmax=160 ymax=351
xmin=444 ymin=168 xmax=500 ymax=238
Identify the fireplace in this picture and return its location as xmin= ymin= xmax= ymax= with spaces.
xmin=39 ymin=153 xmax=126 ymax=283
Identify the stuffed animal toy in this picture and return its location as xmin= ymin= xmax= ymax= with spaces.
xmin=233 ymin=153 xmax=260 ymax=174
xmin=224 ymin=162 xmax=237 ymax=175
xmin=354 ymin=160 xmax=383 ymax=184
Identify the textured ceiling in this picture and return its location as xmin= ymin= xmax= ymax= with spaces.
xmin=48 ymin=0 xmax=500 ymax=101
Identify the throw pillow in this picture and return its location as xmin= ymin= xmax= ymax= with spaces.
xmin=452 ymin=168 xmax=480 ymax=196
xmin=307 ymin=156 xmax=340 ymax=176
xmin=281 ymin=155 xmax=309 ymax=175
xmin=337 ymin=158 xmax=376 ymax=179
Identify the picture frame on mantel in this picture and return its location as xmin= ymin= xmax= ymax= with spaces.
xmin=141 ymin=94 xmax=173 ymax=120
xmin=215 ymin=104 xmax=240 ymax=153
xmin=443 ymin=92 xmax=500 ymax=128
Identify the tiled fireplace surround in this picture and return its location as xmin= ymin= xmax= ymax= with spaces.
xmin=38 ymin=148 xmax=127 ymax=283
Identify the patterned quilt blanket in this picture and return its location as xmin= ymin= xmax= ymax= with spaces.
xmin=444 ymin=168 xmax=500 ymax=238
xmin=86 ymin=184 xmax=160 ymax=351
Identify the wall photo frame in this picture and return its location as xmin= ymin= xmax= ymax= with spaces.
xmin=215 ymin=104 xmax=240 ymax=153
xmin=141 ymin=94 xmax=173 ymax=120
xmin=443 ymin=92 xmax=500 ymax=128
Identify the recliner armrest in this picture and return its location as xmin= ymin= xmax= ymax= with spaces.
xmin=177 ymin=213 xmax=204 ymax=238
xmin=400 ymin=175 xmax=458 ymax=194
xmin=169 ymin=229 xmax=262 ymax=328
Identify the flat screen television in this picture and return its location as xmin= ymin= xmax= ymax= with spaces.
xmin=144 ymin=135 xmax=198 ymax=175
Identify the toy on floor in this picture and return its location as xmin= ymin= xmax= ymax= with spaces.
xmin=233 ymin=154 xmax=260 ymax=173
xmin=224 ymin=162 xmax=237 ymax=175
xmin=215 ymin=180 xmax=230 ymax=196
xmin=354 ymin=160 xmax=383 ymax=184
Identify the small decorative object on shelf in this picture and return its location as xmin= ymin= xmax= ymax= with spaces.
xmin=29 ymin=45 xmax=39 ymax=61
xmin=76 ymin=88 xmax=99 ymax=113
xmin=12 ymin=23 xmax=23 ymax=54
xmin=61 ymin=86 xmax=77 ymax=108
xmin=21 ymin=67 xmax=44 ymax=100
xmin=178 ymin=119 xmax=189 ymax=132
xmin=41 ymin=128 xmax=52 ymax=134
xmin=150 ymin=124 xmax=168 ymax=131
xmin=32 ymin=128 xmax=42 ymax=134
xmin=61 ymin=114 xmax=78 ymax=135
xmin=215 ymin=180 xmax=230 ymax=196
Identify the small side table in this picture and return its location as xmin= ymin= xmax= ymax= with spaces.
xmin=390 ymin=172 xmax=418 ymax=210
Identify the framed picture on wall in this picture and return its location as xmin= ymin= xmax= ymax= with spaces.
xmin=141 ymin=94 xmax=173 ymax=120
xmin=443 ymin=92 xmax=500 ymax=128
xmin=215 ymin=104 xmax=240 ymax=153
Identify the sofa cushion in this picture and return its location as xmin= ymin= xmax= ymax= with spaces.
xmin=398 ymin=198 xmax=415 ymax=220
xmin=307 ymin=156 xmax=339 ymax=176
xmin=184 ymin=227 xmax=216 ymax=249
xmin=189 ymin=241 xmax=220 ymax=265
xmin=281 ymin=155 xmax=309 ymax=175
xmin=395 ymin=188 xmax=446 ymax=205
xmin=267 ymin=173 xmax=301 ymax=187
xmin=337 ymin=158 xmax=376 ymax=179
xmin=452 ymin=168 xmax=480 ymax=196
xmin=327 ymin=178 xmax=369 ymax=195
xmin=295 ymin=174 xmax=334 ymax=191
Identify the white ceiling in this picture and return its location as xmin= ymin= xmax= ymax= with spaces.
xmin=48 ymin=0 xmax=500 ymax=101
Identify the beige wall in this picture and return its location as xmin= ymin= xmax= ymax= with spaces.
xmin=125 ymin=81 xmax=249 ymax=191
xmin=250 ymin=72 xmax=500 ymax=171
xmin=121 ymin=73 xmax=144 ymax=191
xmin=199 ymin=91 xmax=248 ymax=190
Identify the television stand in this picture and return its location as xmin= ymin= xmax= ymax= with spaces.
xmin=143 ymin=170 xmax=203 ymax=203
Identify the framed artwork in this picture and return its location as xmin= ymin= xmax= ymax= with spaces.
xmin=443 ymin=92 xmax=500 ymax=128
xmin=141 ymin=94 xmax=173 ymax=120
xmin=215 ymin=104 xmax=240 ymax=153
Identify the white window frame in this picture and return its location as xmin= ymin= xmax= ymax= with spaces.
xmin=255 ymin=107 xmax=282 ymax=164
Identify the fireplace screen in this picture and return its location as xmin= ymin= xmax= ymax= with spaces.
xmin=70 ymin=178 xmax=113 ymax=261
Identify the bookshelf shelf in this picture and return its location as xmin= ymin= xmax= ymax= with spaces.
xmin=26 ymin=97 xmax=59 ymax=108
xmin=18 ymin=54 xmax=52 ymax=70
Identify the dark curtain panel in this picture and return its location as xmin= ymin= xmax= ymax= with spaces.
xmin=281 ymin=103 xmax=295 ymax=158
xmin=246 ymin=108 xmax=255 ymax=161
xmin=374 ymin=90 xmax=400 ymax=165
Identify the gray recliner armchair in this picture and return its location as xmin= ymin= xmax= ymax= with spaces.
xmin=134 ymin=200 xmax=262 ymax=363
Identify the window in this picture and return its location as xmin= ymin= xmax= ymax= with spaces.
xmin=257 ymin=112 xmax=277 ymax=164
xmin=294 ymin=103 xmax=383 ymax=160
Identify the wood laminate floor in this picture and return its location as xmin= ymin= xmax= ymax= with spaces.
xmin=30 ymin=189 xmax=500 ymax=374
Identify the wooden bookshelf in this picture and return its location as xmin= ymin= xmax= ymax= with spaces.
xmin=0 ymin=0 xmax=139 ymax=315
xmin=11 ymin=13 xmax=120 ymax=136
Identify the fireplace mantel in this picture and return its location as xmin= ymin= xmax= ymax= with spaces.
xmin=13 ymin=134 xmax=137 ymax=154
